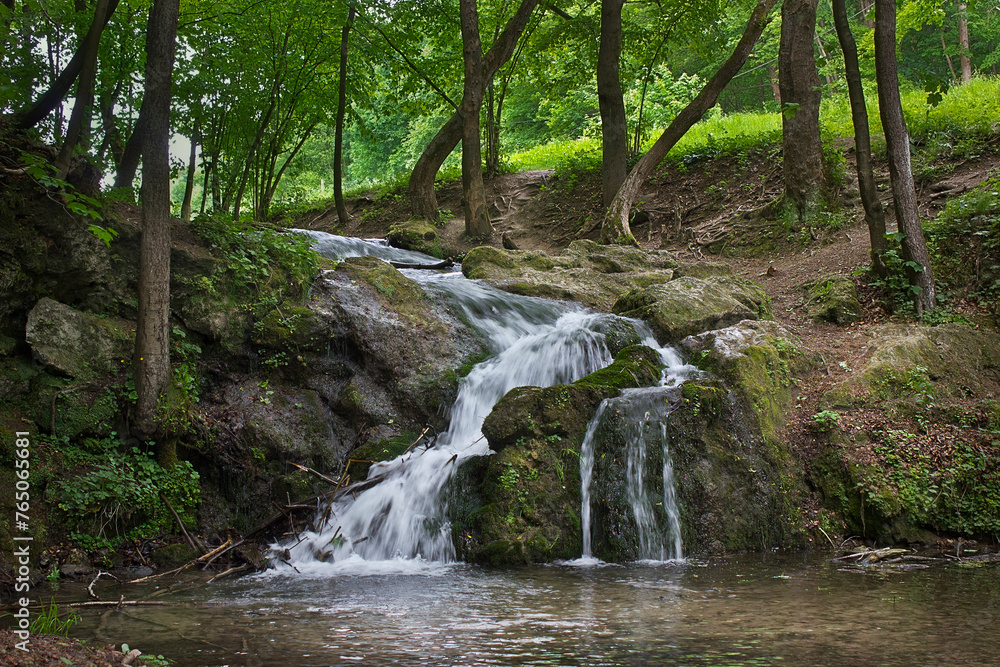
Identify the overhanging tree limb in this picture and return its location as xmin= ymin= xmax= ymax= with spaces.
xmin=408 ymin=0 xmax=543 ymax=219
xmin=600 ymin=0 xmax=778 ymax=245
xmin=10 ymin=0 xmax=121 ymax=130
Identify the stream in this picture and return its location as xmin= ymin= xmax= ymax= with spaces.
xmin=16 ymin=233 xmax=999 ymax=665
xmin=46 ymin=553 xmax=1000 ymax=665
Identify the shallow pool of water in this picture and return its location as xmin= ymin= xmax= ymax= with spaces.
xmin=34 ymin=551 xmax=1000 ymax=666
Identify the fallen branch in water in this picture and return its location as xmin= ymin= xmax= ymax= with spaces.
xmin=129 ymin=539 xmax=240 ymax=584
xmin=206 ymin=564 xmax=249 ymax=583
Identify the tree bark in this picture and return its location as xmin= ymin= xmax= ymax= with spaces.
xmin=779 ymin=0 xmax=825 ymax=222
xmin=598 ymin=0 xmax=627 ymax=209
xmin=408 ymin=0 xmax=541 ymax=219
xmin=180 ymin=135 xmax=197 ymax=222
xmin=832 ymin=0 xmax=886 ymax=277
xmin=10 ymin=0 xmax=120 ymax=130
xmin=958 ymin=1 xmax=971 ymax=82
xmin=874 ymin=0 xmax=936 ymax=314
xmin=114 ymin=102 xmax=145 ymax=191
xmin=54 ymin=0 xmax=112 ymax=179
xmin=335 ymin=6 xmax=356 ymax=227
xmin=459 ymin=0 xmax=492 ymax=238
xmin=602 ymin=0 xmax=778 ymax=244
xmin=134 ymin=0 xmax=180 ymax=446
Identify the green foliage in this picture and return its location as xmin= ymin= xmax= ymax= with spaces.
xmin=48 ymin=434 xmax=200 ymax=547
xmin=867 ymin=232 xmax=926 ymax=312
xmin=926 ymin=173 xmax=1000 ymax=312
xmin=28 ymin=599 xmax=80 ymax=637
xmin=810 ymin=410 xmax=841 ymax=433
xmin=15 ymin=152 xmax=112 ymax=246
xmin=189 ymin=214 xmax=319 ymax=318
xmin=866 ymin=429 xmax=1000 ymax=536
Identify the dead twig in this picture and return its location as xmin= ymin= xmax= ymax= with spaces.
xmin=160 ymin=492 xmax=205 ymax=555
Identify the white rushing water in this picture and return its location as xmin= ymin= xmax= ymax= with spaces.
xmin=277 ymin=233 xmax=645 ymax=572
xmin=578 ymin=345 xmax=693 ymax=562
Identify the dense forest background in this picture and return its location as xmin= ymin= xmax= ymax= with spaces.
xmin=2 ymin=0 xmax=997 ymax=215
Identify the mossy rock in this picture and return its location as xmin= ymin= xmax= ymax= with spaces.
xmin=151 ymin=543 xmax=197 ymax=568
xmin=337 ymin=256 xmax=434 ymax=326
xmin=682 ymin=320 xmax=817 ymax=445
xmin=800 ymin=276 xmax=862 ymax=325
xmin=820 ymin=323 xmax=1000 ymax=410
xmin=253 ymin=299 xmax=332 ymax=352
xmin=455 ymin=345 xmax=665 ymax=565
xmin=614 ymin=276 xmax=773 ymax=343
xmin=461 ymin=244 xmax=677 ymax=311
xmin=25 ymin=298 xmax=134 ymax=379
xmin=482 ymin=345 xmax=664 ymax=452
xmin=450 ymin=435 xmax=585 ymax=565
xmin=387 ymin=218 xmax=454 ymax=259
xmin=344 ymin=433 xmax=416 ymax=481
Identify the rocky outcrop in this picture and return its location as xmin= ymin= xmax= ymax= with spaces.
xmin=387 ymin=218 xmax=457 ymax=259
xmin=615 ymin=275 xmax=772 ymax=343
xmin=25 ymin=298 xmax=134 ymax=378
xmin=451 ymin=345 xmax=665 ymax=564
xmin=462 ymin=240 xmax=678 ymax=311
xmin=799 ymin=276 xmax=862 ymax=325
xmin=462 ymin=243 xmax=773 ymax=345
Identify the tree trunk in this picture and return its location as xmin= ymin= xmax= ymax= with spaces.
xmin=10 ymin=0 xmax=120 ymax=130
xmin=598 ymin=0 xmax=627 ymax=210
xmin=832 ymin=0 xmax=886 ymax=277
xmin=115 ymin=103 xmax=145 ymax=191
xmin=958 ymin=1 xmax=971 ymax=82
xmin=601 ymin=0 xmax=778 ymax=244
xmin=180 ymin=135 xmax=197 ymax=221
xmin=54 ymin=0 xmax=112 ymax=179
xmin=779 ymin=0 xmax=825 ymax=222
xmin=768 ymin=63 xmax=781 ymax=103
xmin=334 ymin=6 xmax=356 ymax=227
xmin=459 ymin=0 xmax=492 ymax=238
xmin=859 ymin=0 xmax=875 ymax=28
xmin=233 ymin=85 xmax=278 ymax=221
xmin=874 ymin=0 xmax=936 ymax=314
xmin=409 ymin=0 xmax=541 ymax=219
xmin=134 ymin=0 xmax=179 ymax=448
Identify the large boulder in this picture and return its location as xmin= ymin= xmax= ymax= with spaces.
xmin=799 ymin=276 xmax=862 ymax=325
xmin=614 ymin=275 xmax=772 ymax=344
xmin=462 ymin=241 xmax=677 ymax=311
xmin=307 ymin=256 xmax=487 ymax=423
xmin=451 ymin=345 xmax=665 ymax=565
xmin=25 ymin=298 xmax=133 ymax=378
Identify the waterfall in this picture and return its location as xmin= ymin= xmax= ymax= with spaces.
xmin=579 ymin=346 xmax=692 ymax=562
xmin=277 ymin=233 xmax=639 ymax=570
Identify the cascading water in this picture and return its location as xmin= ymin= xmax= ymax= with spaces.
xmin=579 ymin=346 xmax=693 ymax=562
xmin=277 ymin=232 xmax=639 ymax=571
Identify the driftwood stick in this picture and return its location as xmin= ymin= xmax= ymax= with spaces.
xmin=404 ymin=426 xmax=434 ymax=454
xmin=290 ymin=461 xmax=340 ymax=486
xmin=206 ymin=564 xmax=249 ymax=584
xmin=161 ymin=492 xmax=205 ymax=555
xmin=86 ymin=570 xmax=119 ymax=600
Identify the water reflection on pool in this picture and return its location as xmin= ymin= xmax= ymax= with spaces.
xmin=53 ymin=552 xmax=1000 ymax=666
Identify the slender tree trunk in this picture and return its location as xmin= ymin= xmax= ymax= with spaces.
xmin=598 ymin=0 xmax=627 ymax=210
xmin=859 ymin=0 xmax=875 ymax=27
xmin=941 ymin=33 xmax=958 ymax=79
xmin=134 ymin=0 xmax=179 ymax=449
xmin=768 ymin=63 xmax=781 ymax=103
xmin=958 ymin=1 xmax=971 ymax=82
xmin=115 ymin=103 xmax=145 ymax=190
xmin=409 ymin=0 xmax=541 ymax=219
xmin=874 ymin=0 xmax=936 ymax=314
xmin=601 ymin=0 xmax=778 ymax=243
xmin=54 ymin=0 xmax=111 ymax=178
xmin=459 ymin=0 xmax=491 ymax=238
xmin=334 ymin=6 xmax=356 ymax=227
xmin=10 ymin=0 xmax=120 ymax=130
xmin=779 ymin=0 xmax=825 ymax=222
xmin=233 ymin=87 xmax=278 ymax=221
xmin=180 ymin=135 xmax=197 ymax=221
xmin=832 ymin=0 xmax=887 ymax=277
